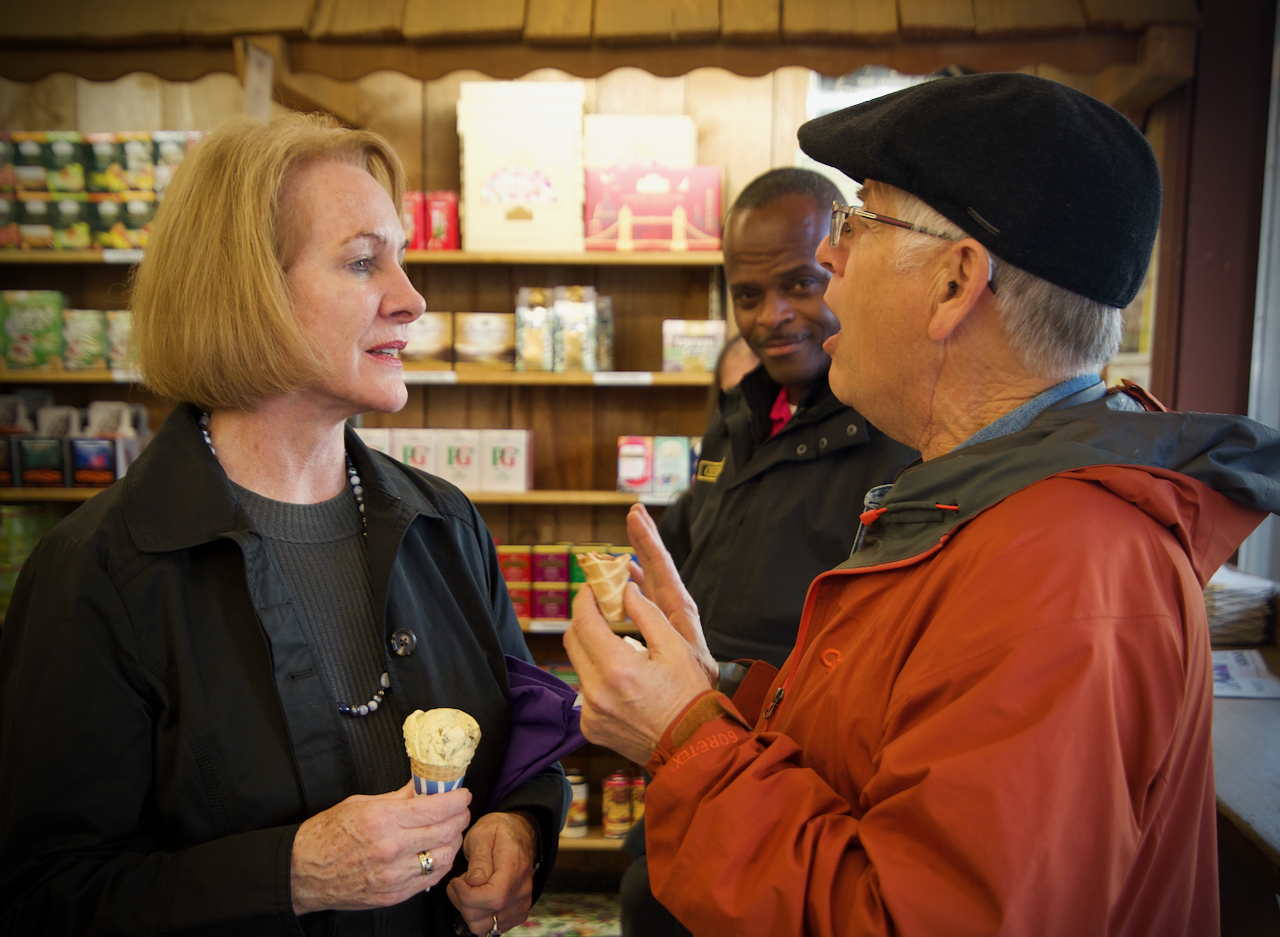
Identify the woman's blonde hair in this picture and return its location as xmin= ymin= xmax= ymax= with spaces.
xmin=131 ymin=112 xmax=405 ymax=410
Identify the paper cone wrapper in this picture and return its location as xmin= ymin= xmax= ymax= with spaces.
xmin=578 ymin=552 xmax=629 ymax=622
xmin=411 ymin=758 xmax=467 ymax=795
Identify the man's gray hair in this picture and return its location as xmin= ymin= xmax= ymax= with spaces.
xmin=882 ymin=185 xmax=1123 ymax=381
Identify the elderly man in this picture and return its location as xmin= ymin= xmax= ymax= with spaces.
xmin=566 ymin=73 xmax=1280 ymax=936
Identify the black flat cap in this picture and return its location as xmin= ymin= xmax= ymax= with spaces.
xmin=798 ymin=72 xmax=1160 ymax=309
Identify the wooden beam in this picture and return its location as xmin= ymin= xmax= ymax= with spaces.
xmin=722 ymin=0 xmax=780 ymax=42
xmin=401 ymin=0 xmax=525 ymax=42
xmin=899 ymin=0 xmax=976 ymax=40
xmin=782 ymin=0 xmax=898 ymax=43
xmin=1082 ymin=0 xmax=1199 ymax=30
xmin=309 ymin=0 xmax=406 ymax=39
xmin=524 ymin=0 xmax=594 ymax=44
xmin=234 ymin=35 xmax=365 ymax=126
xmin=1 ymin=1 xmax=194 ymax=43
xmin=973 ymin=0 xmax=1086 ymax=37
xmin=0 ymin=46 xmax=237 ymax=83
xmin=185 ymin=0 xmax=318 ymax=37
xmin=593 ymin=0 xmax=721 ymax=43
xmin=1088 ymin=24 xmax=1196 ymax=115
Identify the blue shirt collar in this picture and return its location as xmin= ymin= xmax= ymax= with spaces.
xmin=953 ymin=374 xmax=1103 ymax=452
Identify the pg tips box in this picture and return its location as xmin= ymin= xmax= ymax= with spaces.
xmin=392 ymin=428 xmax=435 ymax=474
xmin=480 ymin=429 xmax=532 ymax=492
xmin=3 ymin=291 xmax=65 ymax=370
xmin=434 ymin=429 xmax=481 ymax=491
xmin=616 ymin=435 xmax=653 ymax=494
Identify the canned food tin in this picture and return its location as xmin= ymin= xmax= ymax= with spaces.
xmin=630 ymin=776 xmax=646 ymax=824
xmin=602 ymin=772 xmax=632 ymax=838
xmin=564 ymin=773 xmax=588 ymax=837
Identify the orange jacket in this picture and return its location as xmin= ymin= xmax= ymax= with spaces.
xmin=644 ymin=391 xmax=1276 ymax=936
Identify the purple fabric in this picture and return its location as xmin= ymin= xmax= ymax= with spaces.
xmin=487 ymin=655 xmax=585 ymax=808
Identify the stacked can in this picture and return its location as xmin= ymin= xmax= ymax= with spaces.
xmin=602 ymin=772 xmax=632 ymax=838
xmin=564 ymin=773 xmax=588 ymax=837
xmin=631 ymin=776 xmax=646 ymax=824
xmin=497 ymin=545 xmax=532 ymax=624
xmin=532 ymin=545 xmax=570 ymax=622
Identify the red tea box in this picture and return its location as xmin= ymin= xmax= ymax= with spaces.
xmin=403 ymin=190 xmax=425 ymax=250
xmin=616 ymin=435 xmax=653 ymax=494
xmin=497 ymin=545 xmax=532 ymax=583
xmin=585 ymin=166 xmax=721 ymax=252
xmin=425 ymin=191 xmax=459 ymax=250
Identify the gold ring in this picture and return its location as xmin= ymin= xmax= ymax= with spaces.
xmin=418 ymin=850 xmax=434 ymax=875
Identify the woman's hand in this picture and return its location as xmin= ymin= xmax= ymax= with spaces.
xmin=446 ymin=810 xmax=538 ymax=934
xmin=290 ymin=782 xmax=471 ymax=914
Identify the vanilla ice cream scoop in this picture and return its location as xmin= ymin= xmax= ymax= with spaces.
xmin=403 ymin=708 xmax=481 ymax=769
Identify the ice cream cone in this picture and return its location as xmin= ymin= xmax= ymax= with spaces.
xmin=410 ymin=757 xmax=467 ymax=795
xmin=578 ymin=552 xmax=630 ymax=621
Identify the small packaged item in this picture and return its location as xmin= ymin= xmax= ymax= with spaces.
xmin=564 ymin=773 xmax=588 ymax=837
xmin=50 ymin=195 xmax=91 ymax=250
xmin=12 ymin=133 xmax=47 ymax=191
xmin=0 ymin=437 xmax=13 ymax=486
xmin=85 ymin=133 xmax=129 ymax=192
xmin=507 ymin=582 xmax=532 ymax=622
xmin=0 ymin=196 xmax=19 ymax=249
xmin=105 ymin=310 xmax=133 ymax=370
xmin=453 ymin=313 xmax=515 ymax=371
xmin=425 ymin=191 xmax=459 ymax=250
xmin=653 ymin=436 xmax=692 ymax=494
xmin=119 ymin=133 xmax=154 ymax=191
xmin=86 ymin=401 xmax=135 ymax=436
xmin=152 ymin=131 xmax=199 ymax=196
xmin=17 ymin=437 xmax=68 ymax=487
xmin=392 ymin=427 xmax=435 ymax=473
xmin=532 ymin=544 xmax=569 ymax=582
xmin=479 ymin=429 xmax=532 ymax=492
xmin=616 ymin=436 xmax=653 ymax=494
xmin=662 ymin=319 xmax=726 ymax=373
xmin=402 ymin=190 xmax=425 ymax=250
xmin=120 ymin=192 xmax=155 ymax=248
xmin=532 ymin=581 xmax=569 ymax=620
xmin=3 ymin=291 xmax=65 ymax=369
xmin=62 ymin=309 xmax=108 ymax=369
xmin=433 ymin=429 xmax=480 ymax=490
xmin=17 ymin=196 xmax=53 ymax=249
xmin=596 ymin=295 xmax=615 ymax=371
xmin=70 ymin=437 xmax=117 ymax=487
xmin=631 ymin=776 xmax=646 ymax=824
xmin=44 ymin=132 xmax=86 ymax=193
xmin=352 ymin=426 xmax=391 ymax=454
xmin=514 ymin=288 xmax=554 ymax=372
xmin=90 ymin=195 xmax=127 ymax=249
xmin=35 ymin=405 xmax=81 ymax=436
xmin=402 ymin=312 xmax=452 ymax=369
xmin=0 ymin=396 xmax=33 ymax=432
xmin=602 ymin=772 xmax=632 ymax=838
xmin=552 ymin=286 xmax=597 ymax=372
xmin=0 ymin=133 xmax=15 ymax=193
xmin=497 ymin=545 xmax=532 ymax=583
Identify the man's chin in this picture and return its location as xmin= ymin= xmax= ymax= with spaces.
xmin=760 ymin=350 xmax=830 ymax=390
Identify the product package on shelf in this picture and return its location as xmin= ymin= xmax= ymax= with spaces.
xmin=105 ymin=310 xmax=133 ymax=370
xmin=16 ymin=196 xmax=52 ymax=249
xmin=85 ymin=133 xmax=129 ymax=193
xmin=48 ymin=194 xmax=91 ymax=250
xmin=497 ymin=545 xmax=532 ymax=582
xmin=653 ymin=436 xmax=692 ymax=494
xmin=402 ymin=190 xmax=425 ymax=250
xmin=352 ymin=426 xmax=391 ymax=454
xmin=402 ymin=312 xmax=452 ymax=369
xmin=0 ymin=134 xmax=15 ymax=193
xmin=35 ymin=406 xmax=80 ymax=437
xmin=456 ymin=81 xmax=585 ymax=253
xmin=662 ymin=319 xmax=726 ymax=372
xmin=479 ymin=429 xmax=532 ymax=492
xmin=424 ymin=191 xmax=459 ymax=250
xmin=0 ymin=195 xmax=17 ymax=249
xmin=515 ymin=288 xmax=554 ymax=372
xmin=152 ymin=131 xmax=201 ymax=197
xmin=391 ymin=427 xmax=435 ymax=474
xmin=552 ymin=286 xmax=597 ymax=371
xmin=11 ymin=133 xmax=47 ymax=192
xmin=434 ymin=428 xmax=480 ymax=490
xmin=16 ymin=437 xmax=69 ymax=487
xmin=0 ymin=396 xmax=33 ymax=433
xmin=44 ymin=132 xmax=87 ymax=193
xmin=596 ymin=296 xmax=615 ymax=371
xmin=62 ymin=309 xmax=108 ymax=369
xmin=453 ymin=313 xmax=515 ymax=371
xmin=583 ymin=115 xmax=698 ymax=171
xmin=617 ymin=436 xmax=653 ymax=494
xmin=585 ymin=165 xmax=722 ymax=252
xmin=2 ymin=291 xmax=65 ymax=370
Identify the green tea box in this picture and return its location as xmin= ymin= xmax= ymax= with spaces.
xmin=45 ymin=132 xmax=86 ymax=193
xmin=105 ymin=310 xmax=133 ymax=369
xmin=11 ymin=132 xmax=46 ymax=191
xmin=17 ymin=195 xmax=53 ymax=249
xmin=0 ymin=196 xmax=18 ymax=250
xmin=2 ymin=291 xmax=65 ymax=370
xmin=85 ymin=133 xmax=129 ymax=192
xmin=50 ymin=194 xmax=91 ymax=250
xmin=62 ymin=309 xmax=108 ymax=369
xmin=17 ymin=437 xmax=69 ymax=487
xmin=121 ymin=192 xmax=155 ymax=248
xmin=119 ymin=133 xmax=154 ymax=191
xmin=0 ymin=133 xmax=15 ymax=193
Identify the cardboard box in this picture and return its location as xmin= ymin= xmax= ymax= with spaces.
xmin=453 ymin=313 xmax=515 ymax=371
xmin=152 ymin=131 xmax=199 ymax=196
xmin=3 ymin=291 xmax=64 ymax=370
xmin=17 ymin=195 xmax=53 ymax=249
xmin=71 ymin=437 xmax=117 ymax=487
xmin=479 ymin=428 xmax=532 ymax=492
xmin=402 ymin=312 xmax=452 ymax=369
xmin=497 ymin=545 xmax=532 ymax=583
xmin=85 ymin=133 xmax=129 ymax=193
xmin=11 ymin=133 xmax=47 ymax=192
xmin=49 ymin=194 xmax=91 ymax=250
xmin=0 ymin=196 xmax=18 ymax=249
xmin=532 ymin=581 xmax=570 ymax=620
xmin=585 ymin=166 xmax=721 ymax=252
xmin=392 ymin=427 xmax=435 ymax=474
xmin=0 ymin=133 xmax=14 ymax=194
xmin=515 ymin=288 xmax=554 ymax=372
xmin=44 ymin=132 xmax=86 ymax=194
xmin=17 ymin=437 xmax=68 ymax=487
xmin=553 ymin=286 xmax=597 ymax=372
xmin=35 ymin=405 xmax=81 ymax=436
xmin=583 ymin=115 xmax=698 ymax=170
xmin=425 ymin=191 xmax=459 ymax=250
xmin=653 ymin=436 xmax=692 ymax=494
xmin=434 ymin=428 xmax=480 ymax=491
xmin=105 ymin=310 xmax=133 ymax=369
xmin=352 ymin=427 xmax=391 ymax=454
xmin=403 ymin=190 xmax=425 ymax=250
xmin=662 ymin=319 xmax=725 ymax=373
xmin=533 ymin=544 xmax=569 ymax=583
xmin=507 ymin=582 xmax=531 ymax=621
xmin=62 ymin=309 xmax=108 ymax=369
xmin=118 ymin=133 xmax=154 ymax=191
xmin=617 ymin=436 xmax=653 ymax=493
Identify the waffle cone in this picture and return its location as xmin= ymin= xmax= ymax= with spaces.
xmin=411 ymin=758 xmax=467 ymax=782
xmin=578 ymin=552 xmax=630 ymax=621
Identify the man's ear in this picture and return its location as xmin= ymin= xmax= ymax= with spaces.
xmin=927 ymin=239 xmax=991 ymax=342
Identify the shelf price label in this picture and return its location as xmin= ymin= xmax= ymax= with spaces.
xmin=527 ymin=620 xmax=570 ymax=634
xmin=111 ymin=368 xmax=143 ymax=383
xmin=402 ymin=370 xmax=459 ymax=385
xmin=102 ymin=249 xmax=145 ymax=265
xmin=592 ymin=371 xmax=654 ymax=386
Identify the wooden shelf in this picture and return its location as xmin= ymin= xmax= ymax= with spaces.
xmin=0 ymin=488 xmax=679 ymax=506
xmin=0 ymin=369 xmax=711 ymax=388
xmin=0 ymin=250 xmax=722 ymax=267
xmin=0 ymin=488 xmax=100 ymax=502
xmin=522 ymin=620 xmax=640 ymax=635
xmin=0 ymin=369 xmax=139 ymax=384
xmin=557 ymin=827 xmax=629 ymax=851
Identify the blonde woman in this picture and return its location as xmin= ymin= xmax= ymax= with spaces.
xmin=0 ymin=114 xmax=565 ymax=937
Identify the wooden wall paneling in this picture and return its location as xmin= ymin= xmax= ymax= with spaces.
xmin=402 ymin=0 xmax=526 ymax=42
xmin=524 ymin=0 xmax=594 ymax=44
xmin=781 ymin=0 xmax=897 ymax=43
xmin=685 ymin=68 xmax=774 ymax=210
xmin=184 ymin=0 xmax=318 ymax=37
xmin=521 ymin=386 xmax=597 ymax=488
xmin=159 ymin=73 xmax=245 ymax=129
xmin=1088 ymin=25 xmax=1195 ymax=118
xmin=516 ymin=67 xmax=596 ymax=114
xmin=75 ymin=1 xmax=194 ymax=43
xmin=1 ymin=2 xmax=82 ymax=41
xmin=898 ymin=0 xmax=977 ymax=40
xmin=591 ymin=386 xmax=706 ymax=487
xmin=1082 ymin=0 xmax=1198 ymax=31
xmin=310 ymin=0 xmax=405 ymax=39
xmin=81 ymin=265 xmax=134 ymax=311
xmin=0 ymin=74 xmax=78 ymax=130
xmin=594 ymin=0 xmax=721 ymax=44
xmin=75 ymin=74 xmax=164 ymax=131
xmin=475 ymin=504 xmax=512 ymax=544
xmin=973 ymin=0 xmax=1087 ymax=36
xmin=594 ymin=267 xmax=709 ymax=371
xmin=424 ymin=70 xmax=488 ymax=193
xmin=771 ymin=66 xmax=811 ymax=168
xmin=355 ymin=70 xmax=425 ymax=190
xmin=721 ymin=0 xmax=780 ymax=42
xmin=594 ymin=68 xmax=685 ymax=115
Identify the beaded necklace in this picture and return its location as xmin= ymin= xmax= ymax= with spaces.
xmin=199 ymin=412 xmax=389 ymax=717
